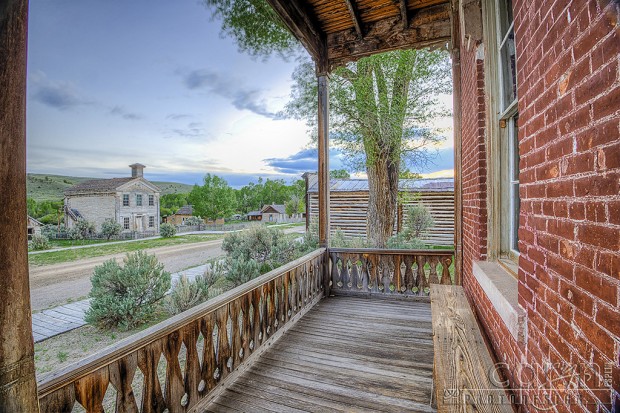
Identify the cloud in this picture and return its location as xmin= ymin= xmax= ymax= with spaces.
xmin=264 ymin=148 xmax=346 ymax=175
xmin=166 ymin=121 xmax=213 ymax=141
xmin=109 ymin=106 xmax=143 ymax=120
xmin=166 ymin=113 xmax=192 ymax=120
xmin=32 ymin=79 xmax=91 ymax=110
xmin=181 ymin=68 xmax=285 ymax=120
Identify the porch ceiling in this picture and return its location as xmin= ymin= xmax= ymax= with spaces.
xmin=265 ymin=0 xmax=452 ymax=72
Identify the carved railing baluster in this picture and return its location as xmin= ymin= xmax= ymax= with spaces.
xmin=108 ymin=354 xmax=139 ymax=413
xmin=74 ymin=366 xmax=109 ymax=413
xmin=201 ymin=313 xmax=217 ymax=392
xmin=181 ymin=322 xmax=201 ymax=410
xmin=138 ymin=341 xmax=166 ymax=413
xmin=162 ymin=330 xmax=184 ymax=413
xmin=328 ymin=249 xmax=456 ymax=298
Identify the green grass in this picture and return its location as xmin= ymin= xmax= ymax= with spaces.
xmin=28 ymin=234 xmax=223 ymax=266
xmin=27 ymin=173 xmax=193 ymax=201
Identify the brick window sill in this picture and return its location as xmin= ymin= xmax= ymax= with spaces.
xmin=472 ymin=261 xmax=527 ymax=345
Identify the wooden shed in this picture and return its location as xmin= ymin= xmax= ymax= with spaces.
xmin=304 ymin=173 xmax=454 ymax=245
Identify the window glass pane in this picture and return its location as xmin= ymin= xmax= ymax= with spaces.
xmin=497 ymin=0 xmax=514 ymax=41
xmin=500 ymin=29 xmax=517 ymax=109
xmin=510 ymin=116 xmax=520 ymax=252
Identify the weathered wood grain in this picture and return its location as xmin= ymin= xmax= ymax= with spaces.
xmin=430 ymin=285 xmax=513 ymax=412
xmin=198 ymin=297 xmax=436 ymax=412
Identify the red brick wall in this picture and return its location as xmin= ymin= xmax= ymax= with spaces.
xmin=460 ymin=0 xmax=620 ymax=411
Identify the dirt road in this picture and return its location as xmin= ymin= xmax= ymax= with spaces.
xmin=29 ymin=227 xmax=305 ymax=311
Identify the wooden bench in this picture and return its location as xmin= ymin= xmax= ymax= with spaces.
xmin=430 ymin=284 xmax=514 ymax=412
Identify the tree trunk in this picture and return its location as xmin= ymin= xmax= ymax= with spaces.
xmin=366 ymin=152 xmax=399 ymax=248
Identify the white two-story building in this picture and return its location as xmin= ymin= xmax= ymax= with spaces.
xmin=64 ymin=164 xmax=160 ymax=233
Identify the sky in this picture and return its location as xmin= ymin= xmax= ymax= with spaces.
xmin=26 ymin=0 xmax=454 ymax=188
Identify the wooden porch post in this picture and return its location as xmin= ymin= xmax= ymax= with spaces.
xmin=317 ymin=74 xmax=330 ymax=248
xmin=450 ymin=0 xmax=463 ymax=285
xmin=0 ymin=1 xmax=40 ymax=411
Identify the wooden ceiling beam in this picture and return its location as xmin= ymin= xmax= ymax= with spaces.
xmin=343 ymin=0 xmax=364 ymax=38
xmin=327 ymin=3 xmax=451 ymax=70
xmin=264 ymin=0 xmax=326 ymax=62
xmin=398 ymin=0 xmax=409 ymax=29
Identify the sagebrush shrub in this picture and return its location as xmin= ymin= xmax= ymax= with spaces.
xmin=30 ymin=234 xmax=51 ymax=251
xmin=225 ymin=257 xmax=260 ymax=287
xmin=165 ymin=274 xmax=210 ymax=315
xmin=86 ymin=251 xmax=171 ymax=330
xmin=69 ymin=219 xmax=96 ymax=240
xmin=160 ymin=223 xmax=176 ymax=238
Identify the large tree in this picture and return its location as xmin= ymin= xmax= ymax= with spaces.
xmin=188 ymin=174 xmax=237 ymax=220
xmin=204 ymin=0 xmax=451 ymax=247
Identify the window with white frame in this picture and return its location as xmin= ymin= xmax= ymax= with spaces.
xmin=149 ymin=195 xmax=154 ymax=206
xmin=122 ymin=194 xmax=129 ymax=207
xmin=123 ymin=217 xmax=130 ymax=230
xmin=149 ymin=216 xmax=155 ymax=228
xmin=496 ymin=0 xmax=520 ymax=259
xmin=136 ymin=194 xmax=143 ymax=206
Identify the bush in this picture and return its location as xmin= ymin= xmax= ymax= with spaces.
xmin=160 ymin=223 xmax=176 ymax=238
xmin=225 ymin=257 xmax=260 ymax=287
xmin=86 ymin=251 xmax=171 ymax=330
xmin=165 ymin=274 xmax=210 ymax=315
xmin=386 ymin=232 xmax=426 ymax=249
xmin=69 ymin=219 xmax=96 ymax=240
xmin=405 ymin=204 xmax=434 ymax=239
xmin=329 ymin=228 xmax=367 ymax=248
xmin=31 ymin=234 xmax=51 ymax=251
xmin=101 ymin=219 xmax=122 ymax=240
xmin=222 ymin=225 xmax=298 ymax=271
xmin=184 ymin=216 xmax=203 ymax=226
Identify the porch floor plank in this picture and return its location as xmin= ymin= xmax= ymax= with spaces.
xmin=196 ymin=296 xmax=435 ymax=413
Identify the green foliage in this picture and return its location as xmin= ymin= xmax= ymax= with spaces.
xmin=203 ymin=0 xmax=300 ymax=59
xmin=165 ymin=274 xmax=211 ymax=315
xmin=86 ymin=251 xmax=171 ymax=330
xmin=236 ymin=177 xmax=297 ymax=214
xmin=184 ymin=216 xmax=203 ymax=226
xmin=222 ymin=225 xmax=297 ymax=270
xmin=330 ymin=169 xmax=351 ymax=179
xmin=69 ymin=219 xmax=96 ymax=240
xmin=100 ymin=219 xmax=122 ymax=240
xmin=404 ymin=204 xmax=435 ymax=239
xmin=285 ymin=195 xmax=304 ymax=216
xmin=160 ymin=223 xmax=176 ymax=238
xmin=399 ymin=169 xmax=423 ymax=179
xmin=386 ymin=232 xmax=426 ymax=249
xmin=188 ymin=174 xmax=237 ymax=220
xmin=224 ymin=257 xmax=261 ymax=287
xmin=329 ymin=228 xmax=368 ymax=249
xmin=160 ymin=193 xmax=189 ymax=217
xmin=26 ymin=198 xmax=63 ymax=220
xmin=387 ymin=204 xmax=434 ymax=249
xmin=31 ymin=234 xmax=51 ymax=251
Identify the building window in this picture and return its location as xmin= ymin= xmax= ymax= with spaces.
xmin=496 ymin=0 xmax=519 ymax=258
xmin=123 ymin=217 xmax=130 ymax=230
xmin=149 ymin=195 xmax=154 ymax=206
xmin=123 ymin=194 xmax=129 ymax=207
xmin=136 ymin=194 xmax=143 ymax=206
xmin=149 ymin=216 xmax=155 ymax=228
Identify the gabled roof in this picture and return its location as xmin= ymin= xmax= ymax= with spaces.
xmin=306 ymin=173 xmax=454 ymax=193
xmin=64 ymin=177 xmax=160 ymax=195
xmin=261 ymin=204 xmax=286 ymax=214
xmin=247 ymin=210 xmax=263 ymax=216
xmin=27 ymin=216 xmax=43 ymax=227
xmin=175 ymin=205 xmax=193 ymax=216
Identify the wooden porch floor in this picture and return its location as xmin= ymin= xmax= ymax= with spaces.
xmin=198 ymin=296 xmax=435 ymax=413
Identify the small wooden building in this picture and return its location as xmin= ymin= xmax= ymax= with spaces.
xmin=164 ymin=205 xmax=193 ymax=225
xmin=261 ymin=204 xmax=287 ymax=223
xmin=246 ymin=210 xmax=262 ymax=221
xmin=305 ymin=173 xmax=454 ymax=246
xmin=27 ymin=216 xmax=42 ymax=240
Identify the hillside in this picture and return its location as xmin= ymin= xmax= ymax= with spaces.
xmin=27 ymin=174 xmax=193 ymax=201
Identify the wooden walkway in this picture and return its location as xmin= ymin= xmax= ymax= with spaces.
xmin=198 ymin=296 xmax=436 ymax=413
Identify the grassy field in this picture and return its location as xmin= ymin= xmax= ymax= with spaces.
xmin=29 ymin=234 xmax=223 ymax=266
xmin=27 ymin=173 xmax=193 ymax=201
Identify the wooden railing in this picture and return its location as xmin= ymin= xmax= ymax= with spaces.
xmin=327 ymin=248 xmax=456 ymax=298
xmin=37 ymin=248 xmax=326 ymax=413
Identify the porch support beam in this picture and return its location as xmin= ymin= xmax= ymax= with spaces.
xmin=450 ymin=0 xmax=463 ymax=285
xmin=317 ymin=74 xmax=330 ymax=248
xmin=0 ymin=1 xmax=40 ymax=411
xmin=343 ymin=0 xmax=364 ymax=38
xmin=398 ymin=0 xmax=408 ymax=29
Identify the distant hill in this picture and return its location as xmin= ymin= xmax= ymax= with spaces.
xmin=27 ymin=173 xmax=193 ymax=201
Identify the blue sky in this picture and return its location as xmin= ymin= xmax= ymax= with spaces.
xmin=26 ymin=0 xmax=453 ymax=187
